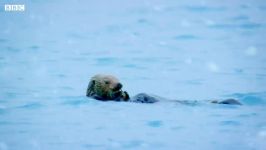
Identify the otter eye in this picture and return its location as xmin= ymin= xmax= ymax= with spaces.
xmin=104 ymin=81 xmax=110 ymax=84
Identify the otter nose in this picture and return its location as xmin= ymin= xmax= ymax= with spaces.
xmin=114 ymin=83 xmax=122 ymax=91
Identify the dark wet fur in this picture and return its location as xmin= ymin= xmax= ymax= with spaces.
xmin=130 ymin=93 xmax=241 ymax=105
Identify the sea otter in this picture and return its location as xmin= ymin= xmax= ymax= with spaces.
xmin=86 ymin=74 xmax=241 ymax=105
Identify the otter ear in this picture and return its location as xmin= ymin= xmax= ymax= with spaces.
xmin=86 ymin=80 xmax=95 ymax=97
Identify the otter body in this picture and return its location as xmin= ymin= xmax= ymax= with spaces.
xmin=129 ymin=93 xmax=241 ymax=105
xmin=86 ymin=74 xmax=242 ymax=105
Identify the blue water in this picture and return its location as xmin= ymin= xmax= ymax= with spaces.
xmin=1 ymin=0 xmax=266 ymax=149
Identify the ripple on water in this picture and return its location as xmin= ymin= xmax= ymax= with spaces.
xmin=0 ymin=107 xmax=7 ymax=115
xmin=122 ymin=64 xmax=146 ymax=69
xmin=185 ymin=79 xmax=203 ymax=85
xmin=259 ymin=6 xmax=266 ymax=11
xmin=67 ymin=33 xmax=88 ymax=39
xmin=183 ymin=6 xmax=227 ymax=12
xmin=61 ymin=96 xmax=90 ymax=106
xmin=216 ymin=104 xmax=241 ymax=109
xmin=3 ymin=92 xmax=18 ymax=99
xmin=122 ymin=140 xmax=145 ymax=149
xmin=209 ymin=23 xmax=262 ymax=30
xmin=83 ymin=144 xmax=104 ymax=149
xmin=29 ymin=45 xmax=40 ymax=50
xmin=95 ymin=57 xmax=118 ymax=65
xmin=147 ymin=120 xmax=163 ymax=128
xmin=171 ymin=126 xmax=184 ymax=130
xmin=237 ymin=113 xmax=257 ymax=118
xmin=5 ymin=46 xmax=21 ymax=52
xmin=219 ymin=120 xmax=241 ymax=126
xmin=137 ymin=18 xmax=151 ymax=25
xmin=0 ymin=121 xmax=31 ymax=125
xmin=0 ymin=38 xmax=8 ymax=43
xmin=16 ymin=102 xmax=44 ymax=109
xmin=230 ymin=15 xmax=249 ymax=22
xmin=174 ymin=34 xmax=200 ymax=40
xmin=57 ymin=74 xmax=67 ymax=78
xmin=241 ymin=95 xmax=265 ymax=105
xmin=228 ymin=92 xmax=266 ymax=105
xmin=62 ymin=99 xmax=88 ymax=106
xmin=59 ymin=86 xmax=73 ymax=90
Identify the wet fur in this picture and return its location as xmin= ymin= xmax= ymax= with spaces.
xmin=86 ymin=74 xmax=129 ymax=101
xmin=86 ymin=74 xmax=241 ymax=105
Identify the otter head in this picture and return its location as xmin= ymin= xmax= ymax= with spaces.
xmin=86 ymin=74 xmax=129 ymax=101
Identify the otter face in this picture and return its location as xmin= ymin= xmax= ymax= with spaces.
xmin=86 ymin=74 xmax=127 ymax=100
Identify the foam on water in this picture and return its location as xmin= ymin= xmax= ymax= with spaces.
xmin=0 ymin=0 xmax=266 ymax=149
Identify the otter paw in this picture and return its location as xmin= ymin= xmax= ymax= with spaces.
xmin=122 ymin=91 xmax=130 ymax=101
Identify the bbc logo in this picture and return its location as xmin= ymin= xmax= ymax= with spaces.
xmin=5 ymin=4 xmax=25 ymax=12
